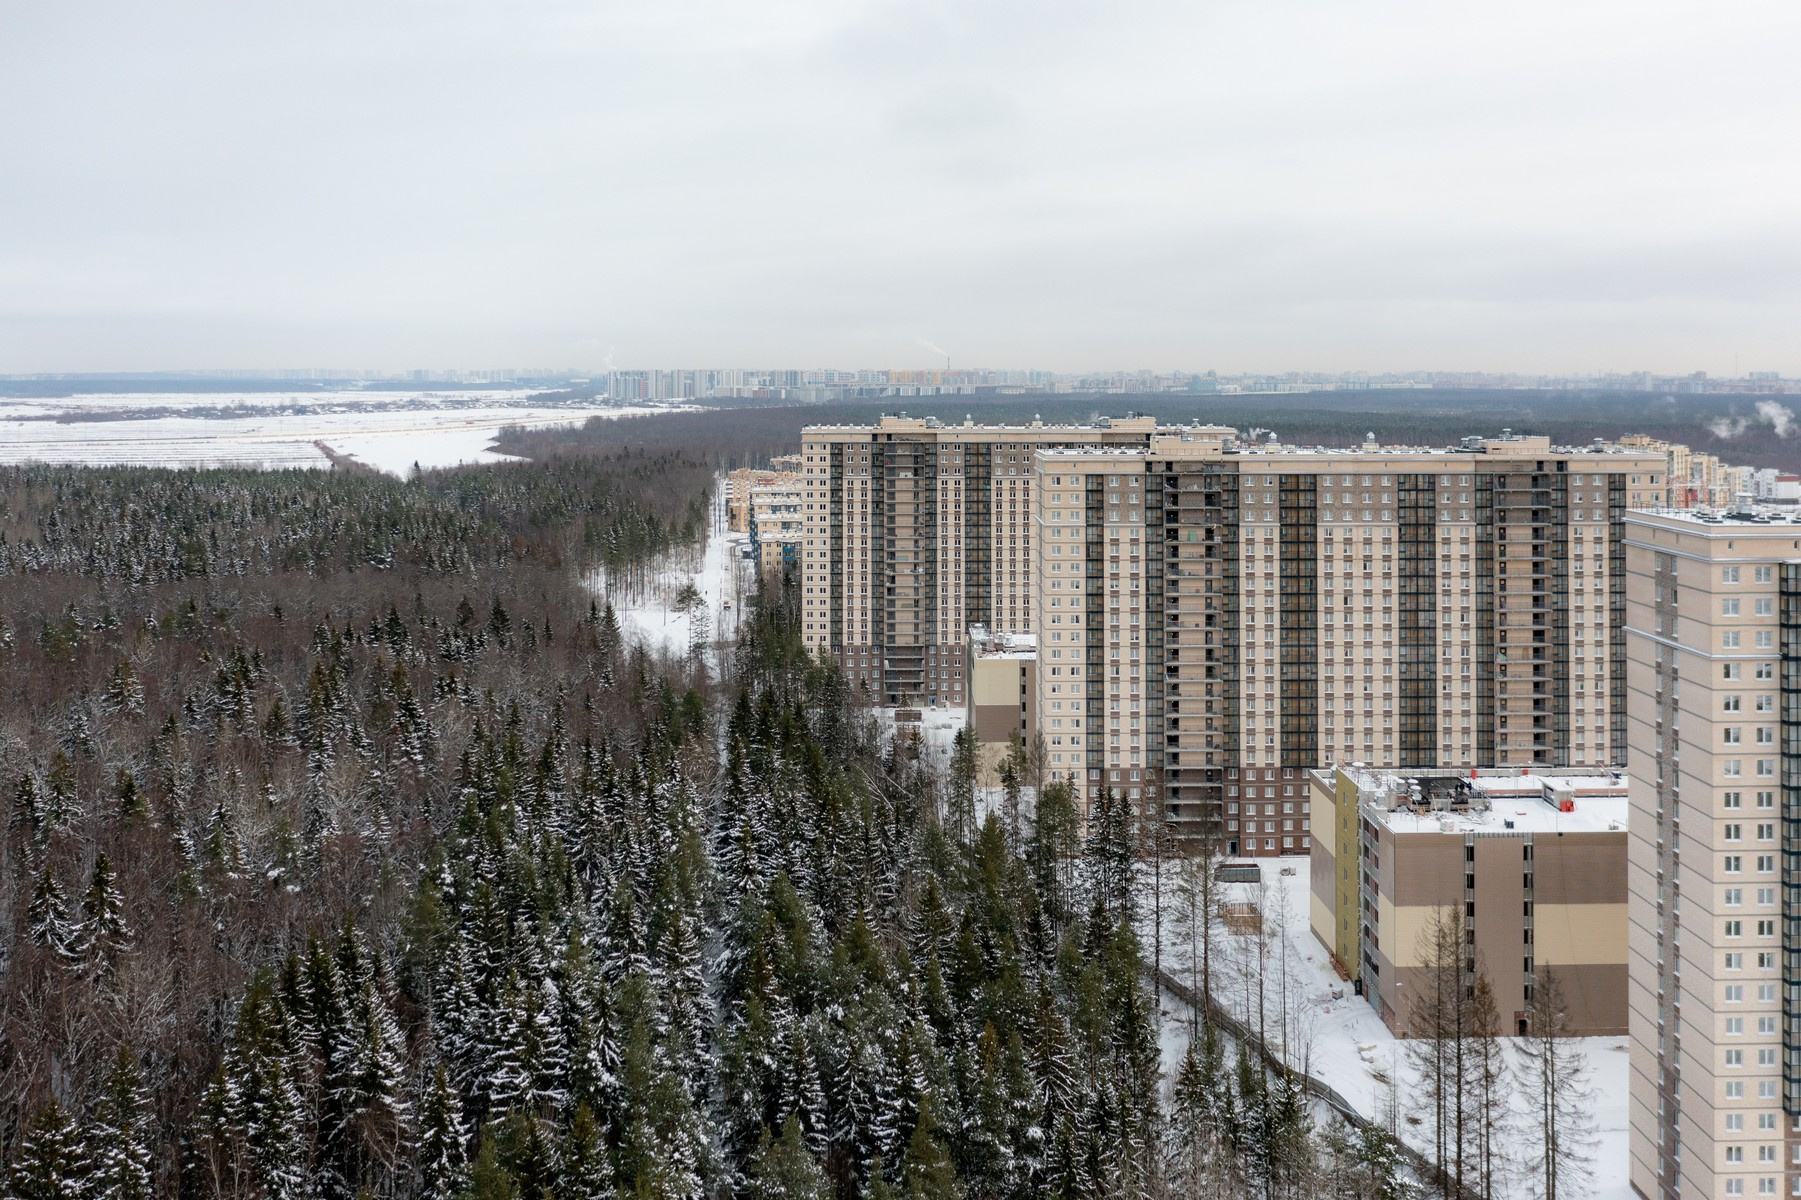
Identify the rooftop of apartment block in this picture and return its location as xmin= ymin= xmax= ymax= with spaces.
xmin=1325 ymin=765 xmax=1629 ymax=836
xmin=801 ymin=412 xmax=1178 ymax=434
xmin=1628 ymin=503 xmax=1801 ymax=530
xmin=968 ymin=625 xmax=1037 ymax=659
xmin=1035 ymin=428 xmax=1667 ymax=461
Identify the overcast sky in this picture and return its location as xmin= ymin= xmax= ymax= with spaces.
xmin=2 ymin=1 xmax=1797 ymax=376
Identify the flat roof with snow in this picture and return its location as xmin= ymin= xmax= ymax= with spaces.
xmin=1325 ymin=765 xmax=1629 ymax=836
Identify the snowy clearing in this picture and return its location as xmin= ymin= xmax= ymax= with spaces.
xmin=872 ymin=706 xmax=968 ymax=772
xmin=1149 ymin=861 xmax=1632 ymax=1199
xmin=586 ymin=478 xmax=753 ymax=663
xmin=0 ymin=390 xmax=690 ymax=474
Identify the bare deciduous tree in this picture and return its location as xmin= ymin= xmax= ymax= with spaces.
xmin=1517 ymin=966 xmax=1597 ymax=1200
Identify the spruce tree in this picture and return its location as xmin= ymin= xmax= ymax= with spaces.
xmin=747 ymin=1115 xmax=831 ymax=1200
xmin=26 ymin=864 xmax=78 ymax=958
xmin=88 ymin=1047 xmax=156 ymax=1200
xmin=416 ymin=1064 xmax=470 ymax=1200
xmin=9 ymin=1100 xmax=87 ymax=1200
xmin=898 ymin=1097 xmax=964 ymax=1200
xmin=78 ymin=850 xmax=133 ymax=966
xmin=558 ymin=1102 xmax=615 ymax=1200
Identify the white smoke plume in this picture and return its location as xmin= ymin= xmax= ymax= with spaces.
xmin=1706 ymin=403 xmax=1796 ymax=440
xmin=1756 ymin=400 xmax=1796 ymax=438
xmin=915 ymin=337 xmax=950 ymax=361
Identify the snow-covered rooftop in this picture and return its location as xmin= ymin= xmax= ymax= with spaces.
xmin=1333 ymin=765 xmax=1630 ymax=836
xmin=1632 ymin=505 xmax=1801 ymax=528
xmin=968 ymin=624 xmax=1037 ymax=658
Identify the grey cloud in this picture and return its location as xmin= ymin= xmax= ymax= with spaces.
xmin=1 ymin=0 xmax=1798 ymax=373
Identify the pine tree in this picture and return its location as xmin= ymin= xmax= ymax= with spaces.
xmin=462 ymin=1133 xmax=520 ymax=1200
xmin=488 ymin=598 xmax=512 ymax=646
xmin=561 ymin=937 xmax=621 ymax=1118
xmin=615 ymin=986 xmax=709 ymax=1200
xmin=433 ymin=933 xmax=488 ymax=1099
xmin=115 ymin=765 xmax=148 ymax=822
xmin=1083 ymin=787 xmax=1135 ymax=926
xmin=486 ymin=972 xmax=535 ymax=1116
xmin=105 ymin=658 xmax=147 ymax=713
xmin=1168 ymin=1039 xmax=1240 ymax=1198
xmin=11 ymin=771 xmax=43 ymax=841
xmin=88 ymin=1047 xmax=156 ymax=1200
xmin=597 ymin=602 xmax=621 ymax=687
xmin=947 ymin=726 xmax=977 ymax=844
xmin=654 ymin=895 xmax=710 ymax=1093
xmin=898 ymin=1097 xmax=964 ymax=1200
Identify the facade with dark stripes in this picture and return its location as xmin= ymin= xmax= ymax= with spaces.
xmin=1036 ymin=431 xmax=1665 ymax=855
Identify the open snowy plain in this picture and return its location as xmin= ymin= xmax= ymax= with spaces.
xmin=0 ymin=389 xmax=681 ymax=474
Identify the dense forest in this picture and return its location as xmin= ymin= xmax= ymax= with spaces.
xmin=497 ymin=388 xmax=1801 ymax=474
xmin=0 ymin=451 xmax=1416 ymax=1199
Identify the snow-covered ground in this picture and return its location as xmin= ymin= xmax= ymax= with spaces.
xmin=871 ymin=706 xmax=968 ymax=771
xmin=587 ymin=478 xmax=752 ymax=662
xmin=1151 ymin=863 xmax=1632 ymax=1199
xmin=0 ymin=390 xmax=687 ymax=474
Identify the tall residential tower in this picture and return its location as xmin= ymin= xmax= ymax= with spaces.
xmin=798 ymin=414 xmax=1175 ymax=707
xmin=1625 ymin=508 xmax=1801 ymax=1200
xmin=1034 ymin=430 xmax=1662 ymax=852
xmin=801 ymin=416 xmax=1664 ymax=854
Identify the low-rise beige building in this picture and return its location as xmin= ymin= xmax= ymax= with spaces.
xmin=748 ymin=482 xmax=802 ymax=577
xmin=1309 ymin=764 xmax=1628 ymax=1038
xmin=727 ymin=466 xmax=799 ymax=533
xmin=965 ymin=626 xmax=1037 ymax=785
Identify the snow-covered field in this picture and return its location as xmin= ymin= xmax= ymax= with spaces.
xmin=1152 ymin=863 xmax=1632 ymax=1199
xmin=587 ymin=480 xmax=752 ymax=663
xmin=0 ymin=390 xmax=687 ymax=474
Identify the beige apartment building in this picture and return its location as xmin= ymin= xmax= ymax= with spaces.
xmin=1621 ymin=435 xmax=1750 ymax=510
xmin=964 ymin=625 xmax=1037 ymax=785
xmin=1037 ymin=430 xmax=1664 ymax=854
xmin=800 ymin=416 xmax=1664 ymax=853
xmin=798 ymin=414 xmax=1167 ymax=708
xmin=1308 ymin=764 xmax=1629 ymax=1037
xmin=747 ymin=482 xmax=803 ymax=577
xmin=1625 ymin=509 xmax=1801 ymax=1200
xmin=727 ymin=466 xmax=800 ymax=533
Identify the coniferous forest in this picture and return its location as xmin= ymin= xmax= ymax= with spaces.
xmin=0 ymin=453 xmax=1404 ymax=1200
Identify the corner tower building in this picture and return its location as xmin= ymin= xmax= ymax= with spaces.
xmin=1626 ymin=509 xmax=1801 ymax=1200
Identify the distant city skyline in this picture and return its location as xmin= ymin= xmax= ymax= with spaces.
xmin=3 ymin=2 xmax=1799 ymax=376
xmin=4 ymin=364 xmax=1797 ymax=398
